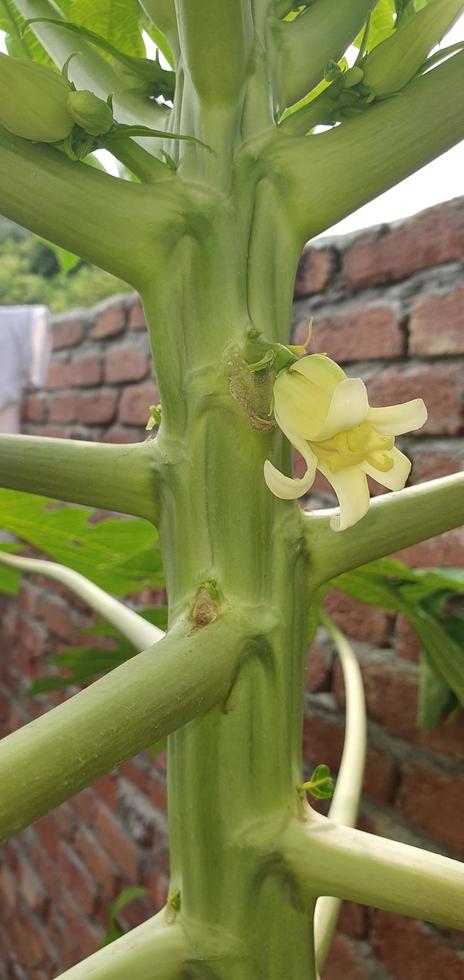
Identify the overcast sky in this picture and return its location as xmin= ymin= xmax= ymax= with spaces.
xmin=1 ymin=13 xmax=463 ymax=239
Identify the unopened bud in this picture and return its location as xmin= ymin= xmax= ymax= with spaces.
xmin=0 ymin=52 xmax=73 ymax=142
xmin=67 ymin=90 xmax=113 ymax=136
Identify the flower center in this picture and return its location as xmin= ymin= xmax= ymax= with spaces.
xmin=311 ymin=421 xmax=394 ymax=473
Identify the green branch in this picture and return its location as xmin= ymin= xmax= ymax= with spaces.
xmin=314 ymin=615 xmax=366 ymax=971
xmin=280 ymin=812 xmax=464 ymax=930
xmin=274 ymin=0 xmax=374 ymax=108
xmin=270 ymin=49 xmax=464 ymax=241
xmin=0 ymin=128 xmax=177 ymax=284
xmin=56 ymin=911 xmax=188 ymax=979
xmin=0 ymin=551 xmax=162 ymax=649
xmin=0 ymin=614 xmax=251 ymax=841
xmin=306 ymin=472 xmax=464 ymax=586
xmin=0 ymin=435 xmax=158 ymax=522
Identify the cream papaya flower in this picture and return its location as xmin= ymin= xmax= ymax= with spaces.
xmin=264 ymin=354 xmax=427 ymax=532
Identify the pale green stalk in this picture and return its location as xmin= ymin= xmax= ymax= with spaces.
xmin=314 ymin=614 xmax=366 ymax=971
xmin=279 ymin=810 xmax=464 ymax=930
xmin=0 ymin=551 xmax=162 ymax=649
xmin=0 ymin=435 xmax=158 ymax=521
xmin=0 ymin=615 xmax=251 ymax=841
xmin=307 ymin=472 xmax=464 ymax=585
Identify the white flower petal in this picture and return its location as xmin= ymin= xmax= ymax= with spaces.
xmin=264 ymin=436 xmax=317 ymax=500
xmin=319 ymin=463 xmax=370 ymax=532
xmin=362 ymin=447 xmax=411 ymax=491
xmin=313 ymin=378 xmax=369 ymax=441
xmin=291 ymin=353 xmax=346 ymax=387
xmin=367 ymin=399 xmax=427 ymax=436
xmin=274 ymin=370 xmax=330 ymax=439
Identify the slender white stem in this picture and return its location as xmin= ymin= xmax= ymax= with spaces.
xmin=0 ymin=551 xmax=162 ymax=650
xmin=314 ymin=614 xmax=367 ymax=971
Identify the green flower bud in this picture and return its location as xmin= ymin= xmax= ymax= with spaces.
xmin=343 ymin=66 xmax=364 ymax=89
xmin=67 ymin=90 xmax=113 ymax=136
xmin=0 ymin=52 xmax=73 ymax=142
xmin=362 ymin=0 xmax=464 ymax=98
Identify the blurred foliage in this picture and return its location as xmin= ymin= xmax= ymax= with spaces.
xmin=0 ymin=219 xmax=130 ymax=311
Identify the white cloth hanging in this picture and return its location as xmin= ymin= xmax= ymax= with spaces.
xmin=0 ymin=305 xmax=51 ymax=432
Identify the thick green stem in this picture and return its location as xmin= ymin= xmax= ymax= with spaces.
xmin=270 ymin=48 xmax=464 ymax=241
xmin=306 ymin=472 xmax=464 ymax=586
xmin=0 ymin=435 xmax=158 ymax=522
xmin=280 ymin=810 xmax=464 ymax=930
xmin=0 ymin=552 xmax=162 ymax=649
xmin=0 ymin=615 xmax=250 ymax=841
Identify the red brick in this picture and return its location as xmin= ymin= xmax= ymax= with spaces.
xmin=18 ymin=582 xmax=40 ymax=617
xmin=419 ymin=711 xmax=464 ymax=762
xmin=74 ymin=825 xmax=120 ymax=900
xmin=49 ymin=394 xmax=78 ymax=423
xmin=410 ymin=286 xmax=464 ymax=356
xmin=362 ymin=661 xmax=417 ymax=740
xmin=72 ymin=356 xmax=103 ymax=387
xmin=305 ymin=637 xmax=333 ymax=693
xmin=147 ymin=773 xmax=168 ymax=814
xmin=412 ymin=448 xmax=463 ymax=484
xmin=325 ymin=591 xmax=394 ymax=645
xmin=118 ymin=382 xmax=159 ymax=426
xmin=0 ymin=864 xmax=16 ymax=909
xmin=394 ymin=615 xmax=420 ymax=663
xmin=61 ymin=894 xmax=101 ymax=958
xmin=294 ymin=247 xmax=337 ymax=298
xmin=52 ymin=318 xmax=84 ymax=350
xmin=58 ymin=841 xmax=98 ymax=915
xmin=94 ymin=801 xmax=139 ymax=880
xmin=17 ymin=618 xmax=46 ymax=661
xmin=397 ymin=764 xmax=464 ymax=854
xmin=22 ymin=395 xmax=46 ymax=423
xmin=17 ymin=854 xmax=49 ymax=916
xmin=102 ymin=426 xmax=136 ymax=444
xmin=29 ymin=844 xmax=62 ymax=905
xmin=6 ymin=911 xmax=57 ymax=972
xmin=146 ymin=870 xmax=168 ymax=909
xmin=105 ymin=348 xmax=149 ymax=384
xmin=338 ymin=902 xmax=367 ymax=940
xmin=367 ymin=363 xmax=463 ymax=437
xmin=94 ymin=771 xmax=119 ymax=808
xmin=45 ymin=362 xmax=72 ymax=390
xmin=77 ymin=391 xmax=118 ymax=425
xmin=370 ymin=911 xmax=464 ymax=979
xmin=295 ymin=305 xmax=404 ymax=361
xmin=344 ymin=202 xmax=464 ymax=289
xmin=42 ymin=599 xmax=73 ymax=641
xmin=128 ymin=296 xmax=146 ymax=331
xmin=396 ymin=527 xmax=464 ymax=568
xmin=321 ymin=933 xmax=369 ymax=980
xmin=92 ymin=301 xmax=126 ymax=338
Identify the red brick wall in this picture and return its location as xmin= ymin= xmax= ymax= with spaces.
xmin=1 ymin=197 xmax=464 ymax=979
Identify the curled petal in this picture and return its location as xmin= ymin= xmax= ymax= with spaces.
xmin=313 ymin=378 xmax=369 ymax=442
xmin=264 ymin=434 xmax=317 ymax=500
xmin=319 ymin=463 xmax=370 ymax=532
xmin=274 ymin=370 xmax=331 ymax=439
xmin=367 ymin=399 xmax=427 ymax=436
xmin=291 ymin=353 xmax=346 ymax=388
xmin=362 ymin=447 xmax=411 ymax=491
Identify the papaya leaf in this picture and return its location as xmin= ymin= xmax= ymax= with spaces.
xmin=0 ymin=490 xmax=164 ymax=595
xmin=68 ymin=0 xmax=145 ymax=58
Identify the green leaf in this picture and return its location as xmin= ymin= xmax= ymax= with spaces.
xmin=0 ymin=0 xmax=54 ymax=65
xmin=68 ymin=0 xmax=145 ymax=57
xmin=0 ymin=543 xmax=22 ymax=595
xmin=417 ymin=651 xmax=455 ymax=730
xmin=301 ymin=764 xmax=335 ymax=800
xmin=354 ymin=0 xmax=396 ymax=51
xmin=0 ymin=490 xmax=164 ymax=595
xmin=99 ymin=886 xmax=148 ymax=948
